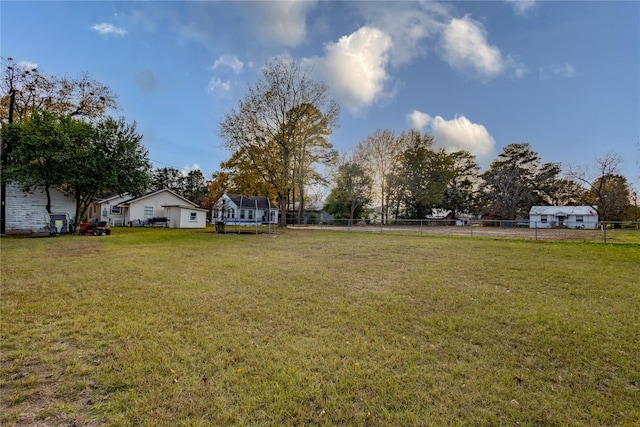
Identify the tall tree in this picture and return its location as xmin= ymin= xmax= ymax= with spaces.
xmin=1 ymin=57 xmax=117 ymax=123
xmin=64 ymin=117 xmax=151 ymax=226
xmin=480 ymin=143 xmax=560 ymax=220
xmin=324 ymin=161 xmax=372 ymax=223
xmin=353 ymin=129 xmax=403 ymax=224
xmin=151 ymin=167 xmax=185 ymax=193
xmin=567 ymin=152 xmax=630 ymax=221
xmin=289 ymin=103 xmax=337 ymax=224
xmin=391 ymin=130 xmax=453 ymax=219
xmin=3 ymin=111 xmax=79 ymax=214
xmin=442 ymin=150 xmax=480 ymax=218
xmin=183 ymin=169 xmax=208 ymax=206
xmin=220 ymin=58 xmax=339 ymax=226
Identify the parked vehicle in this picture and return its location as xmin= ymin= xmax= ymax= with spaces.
xmin=79 ymin=221 xmax=111 ymax=236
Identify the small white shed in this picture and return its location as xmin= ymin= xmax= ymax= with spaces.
xmin=163 ymin=205 xmax=208 ymax=228
xmin=529 ymin=206 xmax=598 ymax=229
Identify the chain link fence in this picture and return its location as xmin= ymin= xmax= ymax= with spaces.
xmin=290 ymin=219 xmax=640 ymax=244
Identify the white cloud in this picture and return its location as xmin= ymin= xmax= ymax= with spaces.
xmin=407 ymin=110 xmax=495 ymax=159
xmin=212 ymin=54 xmax=244 ymax=74
xmin=91 ymin=23 xmax=127 ymax=36
xmin=17 ymin=61 xmax=38 ymax=71
xmin=440 ymin=15 xmax=504 ymax=79
xmin=539 ymin=63 xmax=575 ymax=80
xmin=207 ymin=77 xmax=231 ymax=94
xmin=504 ymin=0 xmax=537 ymax=16
xmin=246 ymin=0 xmax=317 ymax=47
xmin=309 ymin=26 xmax=393 ymax=113
xmin=356 ymin=2 xmax=448 ymax=66
xmin=181 ymin=164 xmax=201 ymax=175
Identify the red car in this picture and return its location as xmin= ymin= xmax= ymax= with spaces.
xmin=79 ymin=221 xmax=111 ymax=236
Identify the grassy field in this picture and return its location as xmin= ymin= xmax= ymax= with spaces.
xmin=1 ymin=227 xmax=639 ymax=426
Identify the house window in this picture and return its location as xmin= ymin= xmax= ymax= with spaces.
xmin=248 ymin=210 xmax=254 ymax=220
xmin=144 ymin=207 xmax=153 ymax=219
xmin=270 ymin=211 xmax=275 ymax=221
xmin=240 ymin=209 xmax=245 ymax=219
xmin=189 ymin=212 xmax=197 ymax=222
xmin=576 ymin=216 xmax=584 ymax=223
xmin=540 ymin=215 xmax=547 ymax=224
xmin=228 ymin=208 xmax=235 ymax=219
xmin=111 ymin=205 xmax=121 ymax=214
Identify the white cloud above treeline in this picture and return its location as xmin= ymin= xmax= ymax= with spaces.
xmin=407 ymin=110 xmax=496 ymax=159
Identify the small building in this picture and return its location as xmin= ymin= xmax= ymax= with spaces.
xmin=3 ymin=183 xmax=76 ymax=235
xmin=529 ymin=206 xmax=598 ymax=229
xmin=118 ymin=189 xmax=206 ymax=228
xmin=163 ymin=205 xmax=208 ymax=228
xmin=213 ymin=193 xmax=279 ymax=225
xmin=86 ymin=193 xmax=131 ymax=226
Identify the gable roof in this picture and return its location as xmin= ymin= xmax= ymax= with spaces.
xmin=529 ymin=206 xmax=597 ymax=216
xmin=224 ymin=193 xmax=276 ymax=209
xmin=118 ymin=188 xmax=199 ymax=208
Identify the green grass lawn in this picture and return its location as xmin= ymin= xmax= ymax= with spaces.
xmin=1 ymin=227 xmax=639 ymax=426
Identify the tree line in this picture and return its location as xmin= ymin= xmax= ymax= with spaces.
xmin=327 ymin=134 xmax=634 ymax=223
xmin=2 ymin=56 xmax=637 ymax=230
xmin=213 ymin=57 xmax=637 ymax=225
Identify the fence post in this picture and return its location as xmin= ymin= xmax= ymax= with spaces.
xmin=603 ymin=221 xmax=607 ymax=244
xmin=420 ymin=220 xmax=423 ymax=235
xmin=535 ymin=221 xmax=538 ymax=241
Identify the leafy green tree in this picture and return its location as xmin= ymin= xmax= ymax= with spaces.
xmin=442 ymin=150 xmax=480 ymax=218
xmin=220 ymin=58 xmax=339 ymax=226
xmin=3 ymin=110 xmax=80 ymax=213
xmin=183 ymin=169 xmax=208 ymax=206
xmin=151 ymin=167 xmax=185 ymax=193
xmin=64 ymin=117 xmax=151 ymax=226
xmin=480 ymin=143 xmax=560 ymax=220
xmin=390 ymin=130 xmax=453 ymax=219
xmin=4 ymin=113 xmax=151 ymax=227
xmin=585 ymin=174 xmax=630 ymax=222
xmin=324 ymin=162 xmax=372 ymax=223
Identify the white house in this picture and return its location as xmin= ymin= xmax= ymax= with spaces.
xmin=213 ymin=193 xmax=279 ymax=225
xmin=118 ymin=189 xmax=206 ymax=228
xmin=3 ymin=183 xmax=76 ymax=235
xmin=163 ymin=205 xmax=208 ymax=228
xmin=529 ymin=206 xmax=598 ymax=229
xmin=86 ymin=193 xmax=131 ymax=226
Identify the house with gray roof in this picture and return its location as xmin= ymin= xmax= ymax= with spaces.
xmin=213 ymin=193 xmax=279 ymax=225
xmin=529 ymin=206 xmax=598 ymax=229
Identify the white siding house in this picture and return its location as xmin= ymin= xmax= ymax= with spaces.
xmin=119 ymin=189 xmax=206 ymax=228
xmin=213 ymin=193 xmax=279 ymax=225
xmin=86 ymin=193 xmax=130 ymax=226
xmin=164 ymin=205 xmax=208 ymax=228
xmin=529 ymin=206 xmax=598 ymax=229
xmin=3 ymin=183 xmax=76 ymax=235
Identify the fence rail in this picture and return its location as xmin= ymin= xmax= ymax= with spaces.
xmin=290 ymin=219 xmax=640 ymax=244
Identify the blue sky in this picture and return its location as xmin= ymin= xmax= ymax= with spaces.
xmin=2 ymin=1 xmax=639 ymax=190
